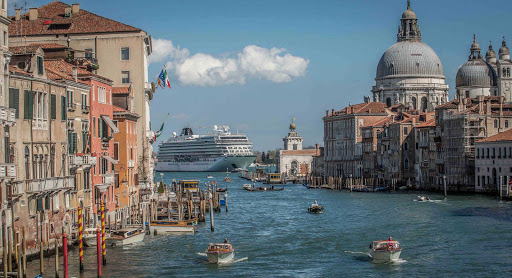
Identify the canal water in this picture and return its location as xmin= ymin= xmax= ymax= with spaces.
xmin=26 ymin=172 xmax=512 ymax=277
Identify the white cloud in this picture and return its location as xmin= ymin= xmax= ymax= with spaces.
xmin=150 ymin=39 xmax=309 ymax=87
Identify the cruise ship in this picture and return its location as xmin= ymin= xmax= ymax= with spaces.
xmin=155 ymin=125 xmax=257 ymax=172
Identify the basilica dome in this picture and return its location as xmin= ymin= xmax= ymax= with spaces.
xmin=376 ymin=41 xmax=445 ymax=79
xmin=456 ymin=60 xmax=497 ymax=87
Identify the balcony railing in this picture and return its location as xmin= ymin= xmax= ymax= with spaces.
xmin=67 ymin=102 xmax=76 ymax=112
xmin=101 ymin=173 xmax=115 ymax=185
xmin=0 ymin=106 xmax=16 ymax=126
xmin=81 ymin=105 xmax=90 ymax=114
xmin=11 ymin=181 xmax=24 ymax=196
xmin=26 ymin=176 xmax=75 ymax=193
xmin=0 ymin=163 xmax=16 ymax=179
xmin=69 ymin=154 xmax=98 ymax=168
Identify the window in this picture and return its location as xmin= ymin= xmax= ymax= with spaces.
xmin=81 ymin=93 xmax=88 ymax=109
xmin=121 ymin=71 xmax=130 ymax=84
xmin=61 ymin=95 xmax=67 ymax=120
xmin=114 ymin=143 xmax=119 ymax=160
xmin=506 ymin=120 xmax=509 ymax=128
xmin=9 ymin=88 xmax=20 ymax=118
xmin=404 ymin=142 xmax=408 ymax=151
xmin=85 ymin=49 xmax=93 ymax=59
xmin=494 ymin=119 xmax=498 ymax=128
xmin=68 ymin=132 xmax=77 ymax=154
xmin=404 ymin=158 xmax=409 ymax=170
xmin=3 ymin=31 xmax=6 ymax=46
xmin=97 ymin=86 xmax=106 ymax=103
xmin=93 ymin=117 xmax=96 ymax=138
xmin=50 ymin=94 xmax=56 ymax=119
xmin=121 ymin=47 xmax=130 ymax=60
xmin=404 ymin=127 xmax=408 ymax=134
xmin=67 ymin=91 xmax=73 ymax=108
xmin=24 ymin=147 xmax=30 ymax=179
xmin=23 ymin=90 xmax=34 ymax=119
xmin=37 ymin=56 xmax=44 ymax=75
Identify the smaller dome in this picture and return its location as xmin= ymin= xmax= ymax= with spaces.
xmin=402 ymin=9 xmax=416 ymax=19
xmin=500 ymin=38 xmax=510 ymax=56
xmin=486 ymin=42 xmax=496 ymax=59
xmin=456 ymin=60 xmax=497 ymax=88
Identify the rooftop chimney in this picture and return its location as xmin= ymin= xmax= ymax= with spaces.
xmin=65 ymin=7 xmax=72 ymax=16
xmin=331 ymin=109 xmax=334 ymax=115
xmin=326 ymin=110 xmax=329 ymax=117
xmin=29 ymin=8 xmax=38 ymax=21
xmin=72 ymin=67 xmax=78 ymax=82
xmin=315 ymin=144 xmax=319 ymax=155
xmin=72 ymin=3 xmax=80 ymax=14
xmin=15 ymin=9 xmax=20 ymax=21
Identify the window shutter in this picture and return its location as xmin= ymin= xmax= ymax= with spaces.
xmin=99 ymin=118 xmax=103 ymax=138
xmin=24 ymin=90 xmax=34 ymax=119
xmin=83 ymin=132 xmax=87 ymax=152
xmin=50 ymin=94 xmax=56 ymax=119
xmin=72 ymin=133 xmax=77 ymax=153
xmin=61 ymin=95 xmax=67 ymax=120
xmin=9 ymin=88 xmax=20 ymax=118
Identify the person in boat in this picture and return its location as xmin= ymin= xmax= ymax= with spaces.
xmin=388 ymin=236 xmax=392 ymax=241
xmin=224 ymin=238 xmax=228 ymax=243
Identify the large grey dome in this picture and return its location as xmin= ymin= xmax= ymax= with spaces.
xmin=456 ymin=60 xmax=497 ymax=88
xmin=376 ymin=41 xmax=444 ymax=79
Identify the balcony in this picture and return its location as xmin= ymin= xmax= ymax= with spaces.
xmin=69 ymin=154 xmax=98 ymax=169
xmin=0 ymin=164 xmax=16 ymax=179
xmin=0 ymin=106 xmax=16 ymax=126
xmin=26 ymin=176 xmax=75 ymax=193
xmin=11 ymin=181 xmax=24 ymax=197
xmin=81 ymin=105 xmax=90 ymax=114
xmin=67 ymin=102 xmax=76 ymax=112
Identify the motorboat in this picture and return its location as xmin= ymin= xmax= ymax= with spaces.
xmin=231 ymin=168 xmax=244 ymax=173
xmin=206 ymin=175 xmax=214 ymax=179
xmin=83 ymin=227 xmax=100 ymax=247
xmin=107 ymin=228 xmax=145 ymax=246
xmin=150 ymin=219 xmax=197 ymax=234
xmin=308 ymin=201 xmax=324 ymax=214
xmin=243 ymin=184 xmax=252 ymax=190
xmin=417 ymin=195 xmax=430 ymax=201
xmin=368 ymin=238 xmax=402 ymax=263
xmin=225 ymin=169 xmax=231 ymax=182
xmin=244 ymin=186 xmax=283 ymax=191
xmin=206 ymin=241 xmax=235 ymax=263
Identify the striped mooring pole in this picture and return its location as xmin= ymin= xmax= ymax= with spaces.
xmin=101 ymin=202 xmax=106 ymax=265
xmin=78 ymin=206 xmax=84 ymax=272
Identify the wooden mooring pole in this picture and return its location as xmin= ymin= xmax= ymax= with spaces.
xmin=443 ymin=175 xmax=447 ymax=199
xmin=209 ymin=191 xmax=214 ymax=232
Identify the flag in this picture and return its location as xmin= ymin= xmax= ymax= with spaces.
xmin=155 ymin=122 xmax=165 ymax=138
xmin=158 ymin=69 xmax=171 ymax=89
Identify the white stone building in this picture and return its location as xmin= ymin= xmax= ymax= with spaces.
xmin=475 ymin=129 xmax=512 ymax=193
xmin=371 ymin=0 xmax=449 ymax=112
xmin=276 ymin=120 xmax=317 ymax=177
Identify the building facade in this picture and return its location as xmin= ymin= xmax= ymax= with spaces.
xmin=475 ymin=129 xmax=512 ymax=194
xmin=276 ymin=120 xmax=317 ymax=177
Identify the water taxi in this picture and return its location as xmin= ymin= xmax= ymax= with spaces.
xmin=243 ymin=184 xmax=252 ymax=190
xmin=308 ymin=200 xmax=324 ymax=214
xmin=150 ymin=219 xmax=197 ymax=234
xmin=417 ymin=195 xmax=430 ymax=201
xmin=369 ymin=238 xmax=402 ymax=263
xmin=206 ymin=241 xmax=235 ymax=263
xmin=83 ymin=227 xmax=100 ymax=247
xmin=107 ymin=228 xmax=145 ymax=246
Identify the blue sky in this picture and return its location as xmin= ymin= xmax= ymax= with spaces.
xmin=11 ymin=0 xmax=512 ymax=150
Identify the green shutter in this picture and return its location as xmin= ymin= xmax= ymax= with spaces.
xmin=9 ymin=88 xmax=20 ymax=118
xmin=82 ymin=132 xmax=87 ymax=152
xmin=50 ymin=94 xmax=56 ymax=119
xmin=61 ymin=96 xmax=67 ymax=120
xmin=93 ymin=117 xmax=96 ymax=137
xmin=99 ymin=118 xmax=103 ymax=138
xmin=73 ymin=133 xmax=78 ymax=153
xmin=24 ymin=90 xmax=33 ymax=119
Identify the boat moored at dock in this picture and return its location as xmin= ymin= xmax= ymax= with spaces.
xmin=150 ymin=219 xmax=197 ymax=234
xmin=107 ymin=228 xmax=146 ymax=246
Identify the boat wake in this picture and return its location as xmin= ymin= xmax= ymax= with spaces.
xmin=344 ymin=251 xmax=369 ymax=256
xmin=197 ymin=252 xmax=248 ymax=265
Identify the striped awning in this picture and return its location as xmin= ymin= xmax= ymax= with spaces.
xmin=101 ymin=115 xmax=120 ymax=133
xmin=102 ymin=155 xmax=118 ymax=165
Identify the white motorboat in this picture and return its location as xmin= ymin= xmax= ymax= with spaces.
xmin=107 ymin=228 xmax=145 ymax=246
xmin=243 ymin=184 xmax=252 ymax=190
xmin=149 ymin=219 xmax=197 ymax=234
xmin=206 ymin=241 xmax=235 ymax=263
xmin=308 ymin=200 xmax=323 ymax=214
xmin=369 ymin=238 xmax=402 ymax=263
xmin=207 ymin=175 xmax=214 ymax=179
xmin=83 ymin=227 xmax=100 ymax=247
xmin=417 ymin=195 xmax=430 ymax=201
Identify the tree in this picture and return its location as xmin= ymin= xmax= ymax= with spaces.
xmin=261 ymin=151 xmax=266 ymax=163
xmin=266 ymin=152 xmax=270 ymax=163
xmin=157 ymin=181 xmax=165 ymax=194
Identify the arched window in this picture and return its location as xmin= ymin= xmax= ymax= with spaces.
xmin=506 ymin=120 xmax=509 ymax=128
xmin=412 ymin=97 xmax=417 ymax=110
xmin=421 ymin=97 xmax=428 ymax=112
xmin=494 ymin=119 xmax=498 ymax=128
xmin=25 ymin=147 xmax=30 ymax=179
xmin=291 ymin=161 xmax=298 ymax=176
xmin=386 ymin=98 xmax=392 ymax=107
xmin=50 ymin=146 xmax=55 ymax=177
xmin=404 ymin=158 xmax=409 ymax=170
xmin=9 ymin=146 xmax=14 ymax=163
xmin=404 ymin=142 xmax=408 ymax=151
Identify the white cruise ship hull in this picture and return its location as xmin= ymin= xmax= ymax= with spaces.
xmin=155 ymin=155 xmax=256 ymax=172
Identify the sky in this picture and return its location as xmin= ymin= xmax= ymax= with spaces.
xmin=10 ymin=0 xmax=512 ymax=150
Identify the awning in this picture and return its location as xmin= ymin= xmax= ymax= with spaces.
xmin=103 ymin=155 xmax=118 ymax=164
xmin=101 ymin=115 xmax=120 ymax=133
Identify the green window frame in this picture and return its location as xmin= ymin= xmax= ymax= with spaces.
xmin=50 ymin=94 xmax=56 ymax=119
xmin=9 ymin=88 xmax=19 ymax=118
xmin=23 ymin=90 xmax=34 ymax=119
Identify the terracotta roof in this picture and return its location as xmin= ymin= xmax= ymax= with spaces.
xmin=9 ymin=65 xmax=30 ymax=75
xmin=30 ymin=43 xmax=68 ymax=49
xmin=361 ymin=116 xmax=392 ymax=128
xmin=281 ymin=150 xmax=318 ymax=156
xmin=415 ymin=118 xmax=436 ymax=128
xmin=9 ymin=45 xmax=41 ymax=54
xmin=477 ymin=128 xmax=512 ymax=143
xmin=330 ymin=102 xmax=388 ymax=116
xmin=9 ymin=1 xmax=142 ymax=37
xmin=113 ymin=105 xmax=128 ymax=113
xmin=44 ymin=59 xmax=95 ymax=85
xmin=112 ymin=86 xmax=130 ymax=94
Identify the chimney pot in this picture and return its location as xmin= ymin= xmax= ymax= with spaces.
xmin=29 ymin=8 xmax=38 ymax=21
xmin=72 ymin=67 xmax=78 ymax=82
xmin=72 ymin=3 xmax=80 ymax=14
xmin=326 ymin=110 xmax=329 ymax=117
xmin=15 ymin=9 xmax=21 ymax=21
xmin=65 ymin=7 xmax=72 ymax=16
xmin=331 ymin=109 xmax=334 ymax=115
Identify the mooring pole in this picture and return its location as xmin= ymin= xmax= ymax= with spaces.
xmin=63 ymin=234 xmax=68 ymax=278
xmin=55 ymin=233 xmax=59 ymax=278
xmin=443 ymin=175 xmax=447 ymax=199
xmin=2 ymin=213 xmax=7 ymax=278
xmin=209 ymin=190 xmax=214 ymax=232
xmin=96 ymin=228 xmax=101 ymax=278
xmin=22 ymin=227 xmax=26 ymax=278
xmin=101 ymin=202 xmax=106 ymax=265
xmin=78 ymin=206 xmax=84 ymax=272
